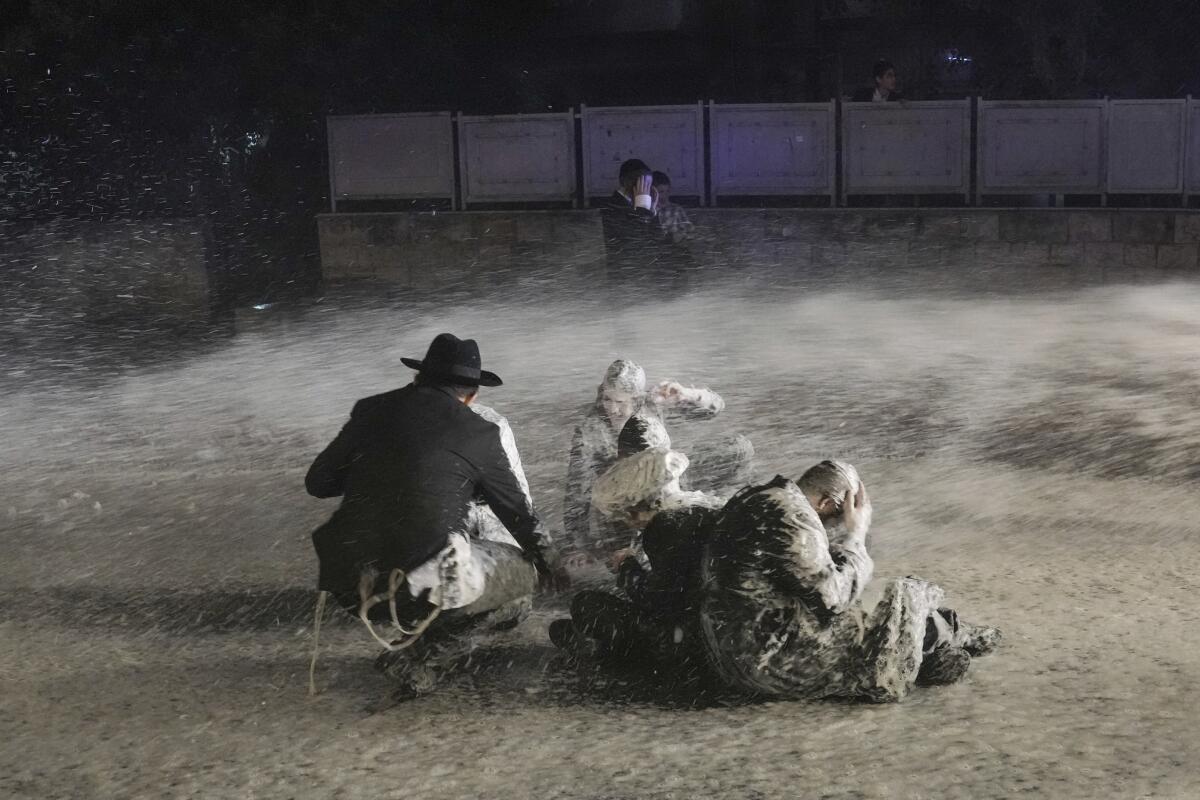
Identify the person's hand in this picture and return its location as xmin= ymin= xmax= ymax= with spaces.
xmin=841 ymin=482 xmax=870 ymax=540
xmin=563 ymin=552 xmax=593 ymax=571
xmin=634 ymin=173 xmax=653 ymax=197
xmin=652 ymin=380 xmax=684 ymax=405
xmin=607 ymin=547 xmax=636 ymax=573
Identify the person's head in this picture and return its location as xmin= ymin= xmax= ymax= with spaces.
xmin=414 ymin=372 xmax=477 ymax=404
xmin=596 ymin=359 xmax=646 ymax=430
xmin=592 ymin=448 xmax=691 ymax=531
xmin=873 ymin=59 xmax=897 ymax=94
xmin=797 ymin=460 xmax=862 ymax=522
xmin=651 ymin=170 xmax=671 ymax=203
xmin=617 ymin=414 xmax=671 ymax=458
xmin=618 ymin=158 xmax=652 ymax=194
xmin=401 ymin=332 xmax=501 ymax=404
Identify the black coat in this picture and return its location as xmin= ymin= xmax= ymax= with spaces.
xmin=618 ymin=505 xmax=718 ymax=617
xmin=849 ymin=87 xmax=904 ymax=102
xmin=306 ymin=383 xmax=554 ymax=600
xmin=599 ymin=191 xmax=696 ymax=288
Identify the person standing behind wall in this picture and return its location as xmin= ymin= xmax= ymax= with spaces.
xmin=652 ymin=171 xmax=695 ymax=245
xmin=850 ymin=59 xmax=904 ymax=102
xmin=600 ymin=158 xmax=666 ymax=283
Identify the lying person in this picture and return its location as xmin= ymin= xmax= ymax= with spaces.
xmin=563 ymin=358 xmax=751 ymax=563
xmin=698 ymin=461 xmax=1001 ymax=703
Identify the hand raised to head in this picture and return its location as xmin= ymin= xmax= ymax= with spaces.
xmin=841 ymin=482 xmax=870 ymax=540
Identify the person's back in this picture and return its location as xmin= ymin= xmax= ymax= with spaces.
xmin=308 ymin=334 xmax=559 ymax=620
xmin=310 ymin=384 xmax=517 ymax=585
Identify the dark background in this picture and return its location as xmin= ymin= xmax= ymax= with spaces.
xmin=4 ymin=0 xmax=1200 ymax=301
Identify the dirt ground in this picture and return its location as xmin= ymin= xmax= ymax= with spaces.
xmin=3 ymin=271 xmax=1199 ymax=799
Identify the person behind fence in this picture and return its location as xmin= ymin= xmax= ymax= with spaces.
xmin=851 ymin=59 xmax=903 ymax=102
xmin=698 ymin=461 xmax=1001 ymax=703
xmin=600 ymin=157 xmax=699 ymax=289
xmin=549 ymin=428 xmax=723 ymax=681
xmin=563 ymin=358 xmax=750 ymax=565
xmin=600 ymin=158 xmax=663 ymax=278
xmin=652 ymin=170 xmax=694 ymax=244
xmin=305 ymin=332 xmax=568 ymax=696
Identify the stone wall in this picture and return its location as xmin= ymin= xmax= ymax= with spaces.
xmin=317 ymin=209 xmax=1200 ymax=289
xmin=2 ymin=219 xmax=213 ymax=328
xmin=684 ymin=209 xmax=1200 ymax=275
xmin=317 ymin=211 xmax=606 ymax=291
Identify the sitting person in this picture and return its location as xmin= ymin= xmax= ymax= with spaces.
xmin=563 ymin=358 xmax=746 ymax=564
xmin=550 ymin=432 xmax=723 ymax=679
xmin=698 ymin=461 xmax=1000 ymax=703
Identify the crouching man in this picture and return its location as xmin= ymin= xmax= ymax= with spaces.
xmin=306 ymin=333 xmax=567 ymax=696
xmin=699 ymin=461 xmax=1000 ymax=703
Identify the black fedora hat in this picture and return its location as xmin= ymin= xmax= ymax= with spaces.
xmin=401 ymin=333 xmax=502 ymax=387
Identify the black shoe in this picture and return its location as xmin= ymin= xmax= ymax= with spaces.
xmin=916 ymin=645 xmax=971 ymax=687
xmin=549 ymin=617 xmax=602 ymax=661
xmin=548 ymin=618 xmax=578 ymax=651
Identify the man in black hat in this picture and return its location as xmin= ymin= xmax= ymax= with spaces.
xmin=306 ymin=332 xmax=566 ymax=693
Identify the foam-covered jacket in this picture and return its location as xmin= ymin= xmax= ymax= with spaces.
xmin=563 ymin=383 xmax=724 ymax=556
xmin=699 ymin=476 xmax=942 ymax=702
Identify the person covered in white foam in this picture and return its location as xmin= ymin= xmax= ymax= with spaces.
xmin=698 ymin=460 xmax=1001 ymax=703
xmin=549 ymin=417 xmax=724 ymax=676
xmin=563 ymin=358 xmax=750 ymax=565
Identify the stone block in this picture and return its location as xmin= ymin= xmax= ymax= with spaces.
xmin=1008 ymin=243 xmax=1052 ymax=268
xmin=1112 ymin=212 xmax=1174 ymax=243
xmin=1048 ymin=244 xmax=1083 ymax=265
xmin=1156 ymin=243 xmax=1199 ymax=271
xmin=861 ymin=213 xmax=920 ymax=240
xmin=968 ymin=213 xmax=1001 ymax=240
xmin=1174 ymin=213 xmax=1200 ymax=243
xmin=1082 ymin=242 xmax=1126 ymax=270
xmin=374 ymin=262 xmax=411 ymax=286
xmin=973 ymin=243 xmax=1012 ymax=268
xmin=842 ymin=240 xmax=903 ymax=269
xmin=998 ymin=213 xmax=1069 ymax=244
xmin=775 ymin=242 xmax=815 ymax=269
xmin=917 ymin=214 xmax=971 ymax=240
xmin=1067 ymin=212 xmax=1112 ymax=242
xmin=811 ymin=242 xmax=848 ymax=269
xmin=828 ymin=214 xmax=868 ymax=241
xmin=1123 ymin=245 xmax=1157 ymax=269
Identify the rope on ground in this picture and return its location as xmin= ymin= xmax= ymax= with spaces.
xmin=308 ymin=589 xmax=328 ymax=697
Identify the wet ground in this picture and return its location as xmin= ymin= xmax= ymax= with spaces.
xmin=3 ymin=265 xmax=1199 ymax=799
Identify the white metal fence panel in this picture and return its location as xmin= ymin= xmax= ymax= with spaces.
xmin=841 ymin=100 xmax=970 ymax=198
xmin=979 ymin=101 xmax=1105 ymax=194
xmin=709 ymin=102 xmax=834 ymax=200
xmin=1107 ymin=100 xmax=1185 ymax=193
xmin=457 ymin=112 xmax=576 ymax=204
xmin=1188 ymin=97 xmax=1200 ymax=194
xmin=582 ymin=104 xmax=704 ymax=202
xmin=326 ymin=113 xmax=455 ymax=209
